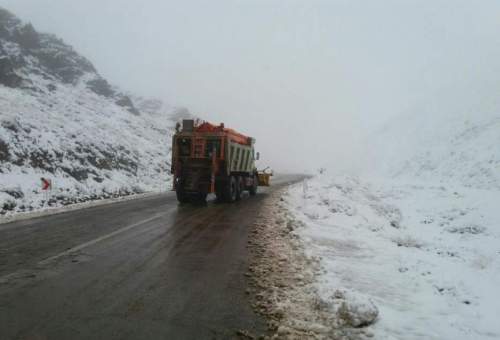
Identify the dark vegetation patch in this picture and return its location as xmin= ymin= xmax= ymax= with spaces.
xmin=0 ymin=138 xmax=10 ymax=161
xmin=0 ymin=55 xmax=24 ymax=87
xmin=2 ymin=199 xmax=16 ymax=212
xmin=1 ymin=133 xmax=139 ymax=182
xmin=3 ymin=188 xmax=24 ymax=199
xmin=13 ymin=23 xmax=39 ymax=49
xmin=115 ymin=95 xmax=140 ymax=115
xmin=86 ymin=77 xmax=114 ymax=97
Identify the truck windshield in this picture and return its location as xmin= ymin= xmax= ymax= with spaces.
xmin=178 ymin=138 xmax=191 ymax=156
xmin=205 ymin=139 xmax=221 ymax=158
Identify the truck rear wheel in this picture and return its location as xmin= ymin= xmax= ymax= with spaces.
xmin=196 ymin=192 xmax=207 ymax=203
xmin=176 ymin=190 xmax=190 ymax=204
xmin=215 ymin=188 xmax=224 ymax=202
xmin=236 ymin=176 xmax=244 ymax=201
xmin=221 ymin=176 xmax=238 ymax=203
xmin=249 ymin=174 xmax=258 ymax=196
xmin=175 ymin=178 xmax=190 ymax=203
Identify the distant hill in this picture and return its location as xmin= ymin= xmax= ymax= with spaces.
xmin=366 ymin=109 xmax=500 ymax=189
xmin=0 ymin=7 xmax=180 ymax=215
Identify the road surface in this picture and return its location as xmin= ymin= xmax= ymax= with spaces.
xmin=0 ymin=175 xmax=303 ymax=340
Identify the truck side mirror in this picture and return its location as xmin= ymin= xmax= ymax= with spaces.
xmin=256 ymin=152 xmax=260 ymax=160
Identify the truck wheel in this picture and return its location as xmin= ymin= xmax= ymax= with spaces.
xmin=215 ymin=189 xmax=224 ymax=202
xmin=223 ymin=176 xmax=238 ymax=202
xmin=196 ymin=192 xmax=207 ymax=203
xmin=249 ymin=174 xmax=258 ymax=196
xmin=175 ymin=178 xmax=190 ymax=203
xmin=236 ymin=176 xmax=244 ymax=201
xmin=176 ymin=190 xmax=190 ymax=203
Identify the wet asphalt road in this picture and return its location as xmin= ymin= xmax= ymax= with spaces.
xmin=0 ymin=175 xmax=303 ymax=340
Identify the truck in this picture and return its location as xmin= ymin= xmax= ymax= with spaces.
xmin=171 ymin=119 xmax=267 ymax=203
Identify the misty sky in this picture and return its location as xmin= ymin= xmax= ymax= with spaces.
xmin=1 ymin=0 xmax=499 ymax=172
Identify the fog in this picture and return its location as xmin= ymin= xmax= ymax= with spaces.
xmin=2 ymin=0 xmax=499 ymax=173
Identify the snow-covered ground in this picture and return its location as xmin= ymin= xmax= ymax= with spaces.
xmin=286 ymin=108 xmax=500 ymax=339
xmin=287 ymin=175 xmax=500 ymax=339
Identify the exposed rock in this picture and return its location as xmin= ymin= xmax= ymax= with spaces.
xmin=0 ymin=138 xmax=10 ymax=161
xmin=116 ymin=94 xmax=140 ymax=115
xmin=2 ymin=198 xmax=16 ymax=211
xmin=336 ymin=295 xmax=378 ymax=328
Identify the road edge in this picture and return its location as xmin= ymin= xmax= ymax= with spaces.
xmin=0 ymin=191 xmax=166 ymax=225
xmin=245 ymin=184 xmax=370 ymax=340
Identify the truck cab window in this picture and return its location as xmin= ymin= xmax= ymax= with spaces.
xmin=205 ymin=140 xmax=221 ymax=158
xmin=179 ymin=138 xmax=191 ymax=156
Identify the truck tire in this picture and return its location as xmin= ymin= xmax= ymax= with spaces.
xmin=196 ymin=192 xmax=207 ymax=203
xmin=236 ymin=176 xmax=244 ymax=201
xmin=249 ymin=174 xmax=258 ymax=196
xmin=222 ymin=176 xmax=238 ymax=203
xmin=175 ymin=178 xmax=190 ymax=203
xmin=176 ymin=190 xmax=190 ymax=203
xmin=215 ymin=187 xmax=224 ymax=202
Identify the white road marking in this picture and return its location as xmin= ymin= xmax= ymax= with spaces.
xmin=0 ymin=212 xmax=165 ymax=283
xmin=38 ymin=213 xmax=165 ymax=266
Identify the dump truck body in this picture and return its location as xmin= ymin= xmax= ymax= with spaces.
xmin=171 ymin=120 xmax=262 ymax=202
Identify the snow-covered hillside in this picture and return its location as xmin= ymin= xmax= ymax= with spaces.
xmin=367 ymin=110 xmax=500 ymax=190
xmin=285 ymin=106 xmax=499 ymax=337
xmin=287 ymin=175 xmax=500 ymax=339
xmin=0 ymin=8 xmax=178 ymax=215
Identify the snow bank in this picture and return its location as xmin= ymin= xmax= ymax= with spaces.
xmin=286 ymin=174 xmax=500 ymax=339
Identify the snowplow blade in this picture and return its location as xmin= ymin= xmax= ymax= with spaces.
xmin=258 ymin=173 xmax=271 ymax=186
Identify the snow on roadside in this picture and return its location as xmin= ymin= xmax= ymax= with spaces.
xmin=247 ymin=187 xmax=377 ymax=340
xmin=286 ymin=174 xmax=500 ymax=340
xmin=0 ymin=78 xmax=175 ymax=216
xmin=0 ymin=191 xmax=162 ymax=226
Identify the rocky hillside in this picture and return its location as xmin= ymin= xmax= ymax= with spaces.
xmin=0 ymin=7 xmax=178 ymax=215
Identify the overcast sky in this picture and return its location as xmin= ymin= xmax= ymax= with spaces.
xmin=1 ymin=0 xmax=499 ymax=172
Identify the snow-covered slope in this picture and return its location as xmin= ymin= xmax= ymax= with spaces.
xmin=285 ymin=96 xmax=500 ymax=337
xmin=287 ymin=175 xmax=500 ymax=339
xmin=367 ymin=110 xmax=500 ymax=189
xmin=0 ymin=7 xmax=177 ymax=215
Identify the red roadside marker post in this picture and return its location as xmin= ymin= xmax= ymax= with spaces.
xmin=41 ymin=178 xmax=51 ymax=190
xmin=41 ymin=177 xmax=52 ymax=206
